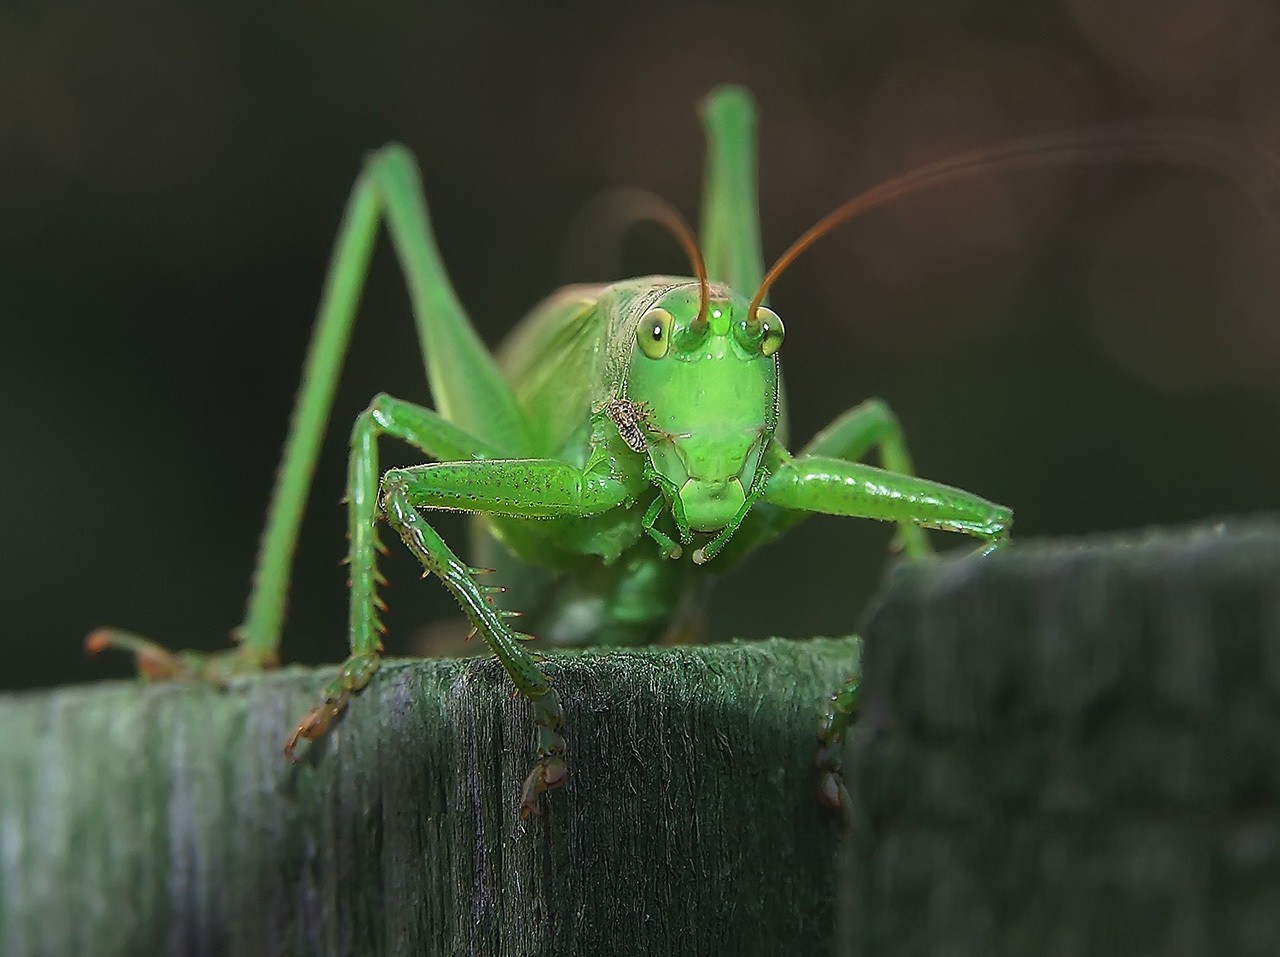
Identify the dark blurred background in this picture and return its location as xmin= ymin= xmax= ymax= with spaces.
xmin=3 ymin=1 xmax=1280 ymax=691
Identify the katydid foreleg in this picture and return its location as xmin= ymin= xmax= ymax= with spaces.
xmin=375 ymin=458 xmax=634 ymax=817
xmin=281 ymin=392 xmax=504 ymax=762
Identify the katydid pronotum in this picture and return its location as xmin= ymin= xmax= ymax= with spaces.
xmin=89 ymin=86 xmax=1274 ymax=820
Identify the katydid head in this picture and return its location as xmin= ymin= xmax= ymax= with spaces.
xmin=625 ymin=285 xmax=782 ymax=532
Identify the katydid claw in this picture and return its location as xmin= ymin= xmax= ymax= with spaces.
xmin=815 ymin=736 xmax=849 ymax=809
xmin=519 ymin=754 xmax=568 ymax=820
xmin=283 ymin=695 xmax=348 ymax=763
xmin=84 ymin=628 xmax=267 ymax=683
xmin=282 ymin=653 xmax=379 ymax=762
xmin=85 ymin=628 xmax=194 ymax=681
xmin=815 ymin=675 xmax=859 ymax=821
xmin=817 ymin=770 xmax=849 ymax=812
xmin=519 ymin=690 xmax=567 ymax=819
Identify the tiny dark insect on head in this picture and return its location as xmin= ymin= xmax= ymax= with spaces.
xmin=605 ymin=397 xmax=652 ymax=453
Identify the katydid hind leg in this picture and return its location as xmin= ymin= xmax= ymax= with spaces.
xmin=92 ymin=144 xmax=531 ymax=681
xmin=369 ymin=147 xmax=532 ymax=457
xmin=699 ymin=86 xmax=765 ymax=298
xmin=87 ymin=170 xmax=389 ymax=678
xmin=242 ymin=146 xmax=533 ymax=662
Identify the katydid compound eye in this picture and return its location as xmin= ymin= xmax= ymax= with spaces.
xmin=637 ymin=307 xmax=674 ymax=359
xmin=757 ymin=307 xmax=785 ymax=356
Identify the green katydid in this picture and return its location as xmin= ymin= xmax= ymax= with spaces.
xmin=87 ymin=86 xmax=1275 ymax=820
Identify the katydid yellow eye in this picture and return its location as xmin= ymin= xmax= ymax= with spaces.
xmin=757 ymin=307 xmax=785 ymax=356
xmin=637 ymin=307 xmax=674 ymax=359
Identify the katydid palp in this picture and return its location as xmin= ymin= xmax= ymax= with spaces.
xmin=88 ymin=85 xmax=1274 ymax=820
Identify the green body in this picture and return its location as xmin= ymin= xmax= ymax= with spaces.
xmin=93 ymin=87 xmax=1011 ymax=818
xmin=476 ymin=277 xmax=776 ymax=647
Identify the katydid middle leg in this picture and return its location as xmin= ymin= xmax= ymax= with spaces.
xmin=716 ymin=398 xmax=937 ymax=567
xmin=797 ymin=398 xmax=934 ymax=556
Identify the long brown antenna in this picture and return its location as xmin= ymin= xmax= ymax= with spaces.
xmin=749 ymin=122 xmax=1280 ymax=321
xmin=593 ymin=187 xmax=710 ymax=329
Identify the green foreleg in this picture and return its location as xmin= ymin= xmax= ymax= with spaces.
xmin=367 ymin=457 xmax=630 ymax=817
xmin=380 ymin=477 xmax=565 ymax=818
xmin=800 ymin=399 xmax=931 ymax=557
xmin=756 ymin=443 xmax=1010 ymax=817
xmin=388 ymin=458 xmax=632 ymax=518
xmin=284 ymin=393 xmax=505 ymax=763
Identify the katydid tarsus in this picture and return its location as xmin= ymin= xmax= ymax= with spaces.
xmin=88 ymin=86 xmax=1277 ymax=820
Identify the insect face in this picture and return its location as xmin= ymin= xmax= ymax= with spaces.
xmin=627 ymin=287 xmax=781 ymax=532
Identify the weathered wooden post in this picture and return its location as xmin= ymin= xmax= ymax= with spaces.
xmin=5 ymin=520 xmax=1278 ymax=955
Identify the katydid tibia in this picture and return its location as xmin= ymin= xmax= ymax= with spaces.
xmin=88 ymin=86 xmax=1276 ymax=820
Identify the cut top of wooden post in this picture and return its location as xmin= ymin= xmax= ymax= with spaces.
xmin=0 ymin=636 xmax=860 ymax=957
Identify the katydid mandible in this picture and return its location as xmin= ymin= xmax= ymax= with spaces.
xmin=89 ymin=86 xmax=1264 ymax=819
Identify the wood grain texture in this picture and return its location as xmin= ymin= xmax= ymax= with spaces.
xmin=0 ymin=638 xmax=860 ymax=956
